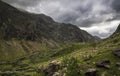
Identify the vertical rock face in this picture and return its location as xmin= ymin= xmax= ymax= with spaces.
xmin=0 ymin=0 xmax=98 ymax=43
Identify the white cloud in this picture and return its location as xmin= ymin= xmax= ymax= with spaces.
xmin=81 ymin=20 xmax=120 ymax=38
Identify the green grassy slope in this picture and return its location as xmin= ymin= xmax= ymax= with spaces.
xmin=0 ymin=34 xmax=120 ymax=76
xmin=0 ymin=39 xmax=59 ymax=61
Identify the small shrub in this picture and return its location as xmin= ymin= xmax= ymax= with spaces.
xmin=62 ymin=57 xmax=81 ymax=76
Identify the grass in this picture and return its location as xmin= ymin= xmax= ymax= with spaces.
xmin=0 ymin=39 xmax=51 ymax=61
xmin=0 ymin=34 xmax=120 ymax=76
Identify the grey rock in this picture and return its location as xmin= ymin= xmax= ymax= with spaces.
xmin=96 ymin=60 xmax=111 ymax=69
xmin=38 ymin=61 xmax=61 ymax=76
xmin=85 ymin=68 xmax=98 ymax=76
xmin=116 ymin=62 xmax=120 ymax=67
xmin=113 ymin=50 xmax=120 ymax=58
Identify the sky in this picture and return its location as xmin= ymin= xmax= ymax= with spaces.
xmin=2 ymin=0 xmax=120 ymax=38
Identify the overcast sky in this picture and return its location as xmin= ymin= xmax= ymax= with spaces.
xmin=2 ymin=0 xmax=120 ymax=38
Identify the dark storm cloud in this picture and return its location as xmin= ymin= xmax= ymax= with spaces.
xmin=3 ymin=0 xmax=41 ymax=7
xmin=2 ymin=0 xmax=120 ymax=38
xmin=112 ymin=0 xmax=120 ymax=12
xmin=2 ymin=0 xmax=113 ymax=26
xmin=105 ymin=0 xmax=120 ymax=23
xmin=106 ymin=14 xmax=120 ymax=22
xmin=2 ymin=0 xmax=117 ymax=27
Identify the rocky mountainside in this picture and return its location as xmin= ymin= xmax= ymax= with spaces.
xmin=0 ymin=23 xmax=120 ymax=76
xmin=114 ymin=24 xmax=120 ymax=34
xmin=0 ymin=0 xmax=100 ymax=61
xmin=0 ymin=0 xmax=98 ymax=43
xmin=110 ymin=24 xmax=120 ymax=37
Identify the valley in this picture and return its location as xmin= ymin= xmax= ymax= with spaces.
xmin=0 ymin=0 xmax=120 ymax=76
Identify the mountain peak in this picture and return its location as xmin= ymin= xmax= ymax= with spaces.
xmin=111 ymin=24 xmax=120 ymax=37
xmin=115 ymin=24 xmax=120 ymax=33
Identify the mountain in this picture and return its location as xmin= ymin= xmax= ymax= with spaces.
xmin=0 ymin=23 xmax=120 ymax=76
xmin=0 ymin=1 xmax=120 ymax=76
xmin=0 ymin=0 xmax=99 ymax=61
xmin=110 ymin=24 xmax=120 ymax=37
xmin=0 ymin=0 xmax=98 ymax=43
xmin=114 ymin=24 xmax=120 ymax=34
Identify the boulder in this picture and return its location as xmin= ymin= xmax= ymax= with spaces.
xmin=85 ymin=68 xmax=98 ymax=76
xmin=38 ymin=61 xmax=61 ymax=76
xmin=116 ymin=62 xmax=120 ymax=67
xmin=96 ymin=60 xmax=111 ymax=69
xmin=45 ymin=62 xmax=60 ymax=76
xmin=113 ymin=50 xmax=120 ymax=58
